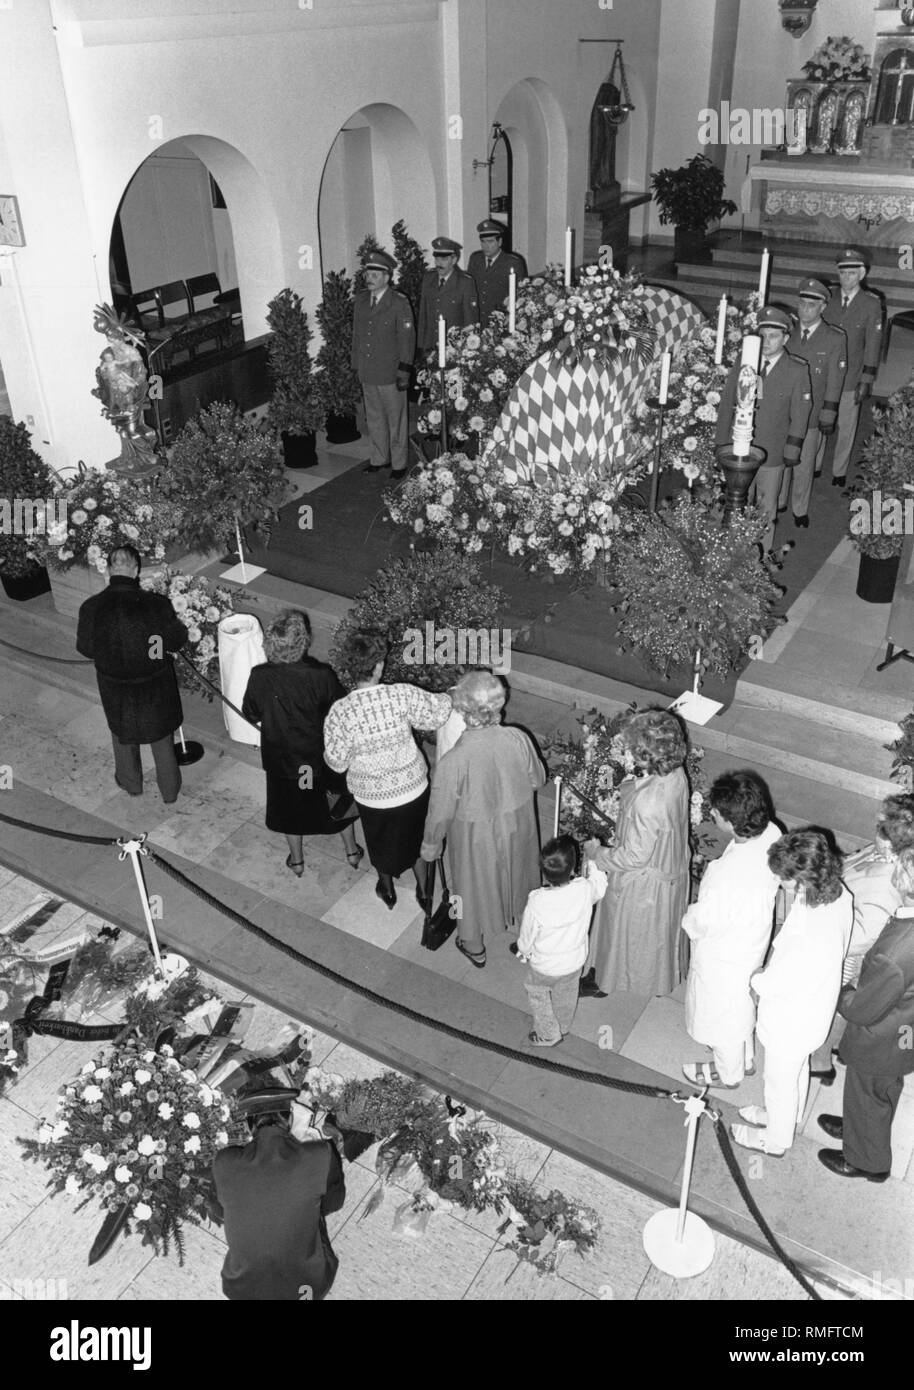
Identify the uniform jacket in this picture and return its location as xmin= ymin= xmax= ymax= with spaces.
xmin=351 ymin=287 xmax=416 ymax=385
xmin=417 ymin=268 xmax=478 ymax=352
xmin=242 ymin=656 xmax=346 ymax=779
xmin=823 ymin=286 xmax=882 ymax=392
xmin=786 ymin=319 xmax=847 ymax=430
xmin=467 ymin=248 xmax=527 ymax=326
xmin=76 ymin=576 xmax=187 ymax=744
xmin=211 ymin=1127 xmax=345 ymax=1301
xmin=715 ymin=350 xmax=812 ymax=469
xmin=839 ymin=912 xmax=914 ymax=1078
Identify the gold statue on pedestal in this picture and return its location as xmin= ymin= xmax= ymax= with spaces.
xmin=91 ymin=303 xmax=160 ymax=477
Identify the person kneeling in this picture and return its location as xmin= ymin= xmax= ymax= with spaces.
xmin=515 ymin=836 xmax=607 ymax=1047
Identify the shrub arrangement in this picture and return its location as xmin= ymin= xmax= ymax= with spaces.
xmin=0 ymin=417 xmax=55 ymax=579
xmin=266 ymin=288 xmax=324 ymax=437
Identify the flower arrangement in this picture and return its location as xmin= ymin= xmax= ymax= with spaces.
xmin=610 ymin=496 xmax=784 ymax=680
xmin=802 ymin=36 xmax=870 ymax=84
xmin=415 ymin=314 xmax=532 ymax=444
xmin=20 ymin=1037 xmax=232 ymax=1261
xmin=650 ymin=154 xmax=738 ymax=234
xmin=121 ymin=966 xmax=217 ymax=1044
xmin=546 ymin=705 xmax=711 ymax=862
xmin=499 ymin=1181 xmax=600 ymax=1276
xmin=139 ymin=570 xmax=240 ymax=698
xmin=29 ymin=468 xmax=179 ymax=574
xmin=329 ymin=548 xmax=503 ymax=691
xmin=886 ymin=710 xmax=914 ymax=792
xmin=847 ymin=383 xmax=914 ymax=560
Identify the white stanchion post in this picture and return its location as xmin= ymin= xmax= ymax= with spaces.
xmin=117 ymin=835 xmax=164 ymax=976
xmin=692 ymin=650 xmax=701 ymax=696
xmin=178 ymin=725 xmax=188 ymax=755
xmin=553 ymin=774 xmax=562 ymax=837
xmin=643 ymin=1093 xmax=716 ymax=1276
xmin=234 ymin=517 xmax=248 ymax=584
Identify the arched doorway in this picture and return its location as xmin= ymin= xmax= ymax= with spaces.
xmin=488 ymin=124 xmax=514 ymax=246
xmin=491 ymin=79 xmax=568 ymax=274
xmin=318 ymin=104 xmax=436 ymax=277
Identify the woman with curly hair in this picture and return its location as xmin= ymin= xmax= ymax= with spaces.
xmin=731 ymin=828 xmax=853 ymax=1157
xmin=420 ymin=671 xmax=546 ymax=968
xmin=242 ymin=609 xmax=361 ymax=878
xmin=582 ymin=708 xmax=691 ymax=997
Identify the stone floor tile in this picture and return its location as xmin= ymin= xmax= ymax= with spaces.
xmin=117 ymin=1222 xmax=226 ymax=1301
xmin=326 ymin=1160 xmax=378 ymax=1240
xmin=0 ymin=1098 xmax=58 ymax=1243
xmin=619 ymin=995 xmax=766 ymax=1111
xmin=464 ymin=1247 xmax=595 ymax=1300
xmin=321 ymin=873 xmax=424 ymax=949
xmin=0 ymin=1188 xmax=156 ymax=1300
xmin=320 ymin=1041 xmax=390 ymax=1084
xmin=147 ymin=798 xmax=259 ymax=864
xmin=635 ymin=1230 xmax=815 ymax=1301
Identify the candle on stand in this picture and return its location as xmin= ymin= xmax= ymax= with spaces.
xmin=508 ymin=268 xmax=516 ymax=334
xmin=658 ymin=351 xmax=671 ymax=405
xmin=714 ymin=295 xmax=727 ymax=365
xmin=437 ymin=315 xmax=446 ymax=369
xmin=757 ymin=246 xmax=770 ymax=302
xmin=732 ymin=334 xmax=762 ymax=458
xmin=564 ymin=227 xmax=573 ymax=287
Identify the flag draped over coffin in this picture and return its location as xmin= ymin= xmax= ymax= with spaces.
xmin=488 ymin=286 xmax=707 ymax=488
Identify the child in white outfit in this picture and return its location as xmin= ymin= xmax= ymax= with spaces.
xmin=515 ymin=835 xmax=607 ymax=1046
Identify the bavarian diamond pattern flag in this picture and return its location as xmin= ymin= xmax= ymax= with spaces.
xmin=490 ymin=285 xmax=706 ymax=486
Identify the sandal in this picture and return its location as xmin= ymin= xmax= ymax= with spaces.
xmin=346 ymin=846 xmax=365 ymax=869
xmin=455 ymin=938 xmax=486 ymax=969
xmin=682 ymin=1061 xmax=739 ymax=1089
xmin=285 ymin=853 xmax=304 ymax=878
xmin=729 ymin=1124 xmax=785 ymax=1157
xmin=528 ymin=1032 xmax=561 ymax=1048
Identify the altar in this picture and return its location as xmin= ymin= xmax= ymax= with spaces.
xmin=742 ymin=154 xmax=914 ymax=248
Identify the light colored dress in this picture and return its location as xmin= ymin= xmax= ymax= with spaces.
xmin=421 ymin=725 xmax=546 ymax=951
xmin=587 ymin=766 xmax=690 ymax=994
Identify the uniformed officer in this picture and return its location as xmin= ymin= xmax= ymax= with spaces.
xmin=823 ymin=247 xmax=883 ymax=487
xmin=351 ymin=248 xmax=416 ymax=477
xmin=715 ymin=305 xmax=812 ymax=553
xmin=417 ymin=236 xmax=478 ymax=354
xmin=778 ymin=278 xmax=847 ymax=528
xmin=467 ymin=219 xmax=527 ymax=327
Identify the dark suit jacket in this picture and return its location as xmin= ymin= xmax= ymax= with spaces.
xmin=467 ymin=248 xmax=527 ymax=326
xmin=823 ymin=286 xmax=882 ymax=392
xmin=839 ymin=913 xmax=914 ymax=1078
xmin=786 ymin=320 xmax=847 ymax=429
xmin=417 ymin=268 xmax=478 ymax=352
xmin=351 ymin=287 xmax=415 ymax=385
xmin=242 ymin=656 xmax=346 ymax=779
xmin=75 ymin=576 xmax=187 ymax=744
xmin=715 ymin=350 xmax=811 ymax=469
xmin=211 ymin=1128 xmax=346 ymax=1301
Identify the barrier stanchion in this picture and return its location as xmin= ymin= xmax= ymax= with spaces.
xmin=553 ymin=774 xmax=562 ymax=837
xmin=642 ymin=1091 xmax=716 ymax=1277
xmin=116 ymin=834 xmax=165 ymax=976
xmin=174 ymin=724 xmax=205 ymax=767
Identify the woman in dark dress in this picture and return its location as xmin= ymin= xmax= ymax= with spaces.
xmin=242 ymin=609 xmax=362 ymax=876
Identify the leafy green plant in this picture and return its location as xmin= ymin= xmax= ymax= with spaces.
xmin=353 ymin=233 xmax=384 ymax=296
xmin=499 ymin=1179 xmax=601 ymax=1275
xmin=265 ymin=288 xmax=324 ymax=436
xmin=886 ymin=710 xmax=914 ymax=791
xmin=391 ymin=218 xmax=428 ymax=315
xmin=610 ymin=496 xmax=783 ymax=678
xmin=62 ymin=937 xmax=150 ymax=1003
xmin=651 ymin=154 xmax=737 ymax=232
xmin=0 ymin=417 xmax=55 ymax=577
xmin=847 ymin=384 xmax=914 ymax=559
xmin=329 ymin=548 xmax=503 ymax=691
xmin=159 ymin=402 xmax=289 ymax=553
xmin=314 ymin=269 xmax=362 ymax=417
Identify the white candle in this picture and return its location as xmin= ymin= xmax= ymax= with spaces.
xmin=564 ymin=227 xmax=573 ymax=287
xmin=508 ymin=268 xmax=516 ymax=334
xmin=714 ymin=295 xmax=726 ymax=365
xmin=740 ymin=334 xmax=761 ymax=373
xmin=658 ymin=351 xmax=671 ymax=405
xmin=437 ymin=315 xmax=446 ymax=369
xmin=757 ymin=247 xmax=770 ymax=302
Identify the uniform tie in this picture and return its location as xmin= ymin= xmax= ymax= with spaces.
xmin=486 ymin=257 xmax=494 ymax=269
xmin=762 ymin=359 xmax=772 ymax=377
xmin=439 ymin=276 xmax=447 ymax=287
xmin=842 ymin=295 xmax=849 ymax=309
xmin=802 ymin=329 xmax=809 ymax=342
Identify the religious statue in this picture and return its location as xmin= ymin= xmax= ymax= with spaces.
xmin=812 ymin=91 xmax=838 ymax=153
xmin=837 ymin=90 xmax=864 ymax=155
xmin=91 ymin=303 xmax=160 ymax=477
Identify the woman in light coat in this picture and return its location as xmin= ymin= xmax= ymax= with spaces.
xmin=681 ymin=770 xmax=781 ymax=1088
xmin=731 ymin=829 xmax=853 ymax=1157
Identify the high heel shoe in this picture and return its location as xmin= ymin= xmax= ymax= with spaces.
xmin=375 ymin=879 xmax=396 ymax=910
xmin=346 ymin=846 xmax=365 ymax=869
xmin=415 ymin=886 xmax=433 ymax=915
xmin=285 ymin=853 xmax=304 ymax=878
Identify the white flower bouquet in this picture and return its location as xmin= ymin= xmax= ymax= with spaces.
xmin=28 ymin=467 xmax=180 ymax=573
xmin=139 ymin=569 xmax=240 ymax=698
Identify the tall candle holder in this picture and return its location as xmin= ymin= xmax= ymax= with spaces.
xmin=439 ymin=365 xmax=449 ymax=453
xmin=645 ymin=394 xmax=679 ymax=514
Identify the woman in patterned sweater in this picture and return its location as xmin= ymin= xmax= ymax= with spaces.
xmin=323 ymin=633 xmax=452 ymax=910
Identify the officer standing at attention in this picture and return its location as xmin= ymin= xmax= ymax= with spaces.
xmin=467 ymin=219 xmax=527 ymax=327
xmin=823 ymin=247 xmax=882 ymax=488
xmin=351 ymin=248 xmax=415 ymax=478
xmin=417 ymin=236 xmax=478 ymax=355
xmin=778 ymin=278 xmax=847 ymax=528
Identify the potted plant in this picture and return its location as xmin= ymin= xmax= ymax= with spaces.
xmin=314 ymin=269 xmax=362 ymax=444
xmin=266 ymin=288 xmax=324 ymax=469
xmin=391 ymin=218 xmax=428 ymax=316
xmin=159 ymin=401 xmax=289 ymax=559
xmin=0 ymin=416 xmax=54 ymax=600
xmin=847 ymin=385 xmax=914 ymax=603
xmin=650 ymin=154 xmax=738 ymax=262
xmin=353 ymin=232 xmax=384 ymax=296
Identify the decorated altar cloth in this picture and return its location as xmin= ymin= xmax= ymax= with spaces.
xmin=488 ymin=286 xmax=705 ymax=486
xmin=742 ymin=159 xmax=914 ymax=246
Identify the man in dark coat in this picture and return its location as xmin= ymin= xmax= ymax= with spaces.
xmin=715 ymin=305 xmax=811 ymax=552
xmin=417 ymin=236 xmax=478 ymax=355
xmin=822 ymin=246 xmax=883 ymax=486
xmin=75 ymin=545 xmax=187 ymax=802
xmin=210 ymin=1083 xmax=346 ymax=1301
xmin=817 ymin=854 xmax=914 ymax=1182
xmin=467 ymin=219 xmax=527 ymax=327
xmin=777 ymin=278 xmax=847 ymax=528
xmin=351 ymin=248 xmax=415 ymax=478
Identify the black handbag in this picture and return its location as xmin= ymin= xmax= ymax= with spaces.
xmin=421 ymin=857 xmax=457 ymax=951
